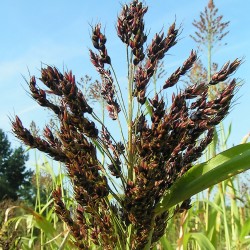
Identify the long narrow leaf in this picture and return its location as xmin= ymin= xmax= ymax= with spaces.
xmin=189 ymin=233 xmax=216 ymax=250
xmin=159 ymin=236 xmax=174 ymax=250
xmin=155 ymin=143 xmax=250 ymax=214
xmin=240 ymin=218 xmax=250 ymax=241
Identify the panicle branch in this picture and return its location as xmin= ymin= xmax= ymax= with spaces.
xmin=117 ymin=0 xmax=148 ymax=65
xmin=133 ymin=23 xmax=180 ymax=104
xmin=190 ymin=0 xmax=230 ymax=49
xmin=12 ymin=64 xmax=118 ymax=248
xmin=90 ymin=25 xmax=121 ymax=120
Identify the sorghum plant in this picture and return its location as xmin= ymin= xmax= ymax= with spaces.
xmin=11 ymin=1 xmax=249 ymax=249
xmin=190 ymin=0 xmax=230 ymax=93
xmin=187 ymin=2 xmax=247 ymax=249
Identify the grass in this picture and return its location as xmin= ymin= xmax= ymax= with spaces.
xmin=2 ymin=125 xmax=249 ymax=249
xmin=1 ymin=152 xmax=249 ymax=249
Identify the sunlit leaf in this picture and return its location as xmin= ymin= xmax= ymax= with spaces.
xmin=185 ymin=233 xmax=216 ymax=250
xmin=155 ymin=143 xmax=250 ymax=214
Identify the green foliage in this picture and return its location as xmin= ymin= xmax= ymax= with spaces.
xmin=0 ymin=158 xmax=74 ymax=250
xmin=0 ymin=129 xmax=33 ymax=201
xmin=155 ymin=143 xmax=250 ymax=214
xmin=0 ymin=152 xmax=249 ymax=249
xmin=158 ymin=177 xmax=250 ymax=250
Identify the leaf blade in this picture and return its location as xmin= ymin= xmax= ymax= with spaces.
xmin=155 ymin=143 xmax=250 ymax=214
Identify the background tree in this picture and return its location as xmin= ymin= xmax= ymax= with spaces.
xmin=0 ymin=129 xmax=33 ymax=201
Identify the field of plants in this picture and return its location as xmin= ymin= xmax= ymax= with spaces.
xmin=0 ymin=0 xmax=249 ymax=249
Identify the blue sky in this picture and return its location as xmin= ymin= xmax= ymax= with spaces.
xmin=1 ymin=0 xmax=250 ymax=157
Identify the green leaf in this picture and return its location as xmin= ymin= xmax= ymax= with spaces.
xmin=17 ymin=205 xmax=57 ymax=238
xmin=187 ymin=233 xmax=216 ymax=250
xmin=145 ymin=99 xmax=153 ymax=117
xmin=159 ymin=236 xmax=174 ymax=250
xmin=240 ymin=218 xmax=250 ymax=240
xmin=155 ymin=143 xmax=250 ymax=214
xmin=224 ymin=122 xmax=232 ymax=146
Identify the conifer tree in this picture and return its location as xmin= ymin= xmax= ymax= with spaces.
xmin=0 ymin=129 xmax=32 ymax=201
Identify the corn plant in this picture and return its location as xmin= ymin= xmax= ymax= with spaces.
xmin=10 ymin=1 xmax=250 ymax=249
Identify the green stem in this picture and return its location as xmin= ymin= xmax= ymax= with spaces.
xmin=34 ymin=149 xmax=44 ymax=249
xmin=143 ymin=214 xmax=156 ymax=250
xmin=207 ymin=7 xmax=213 ymax=85
xmin=219 ymin=182 xmax=231 ymax=249
xmin=101 ymin=99 xmax=105 ymax=165
xmin=127 ymin=51 xmax=134 ymax=181
xmin=116 ymin=114 xmax=129 ymax=157
xmin=126 ymin=224 xmax=134 ymax=250
xmin=93 ymin=138 xmax=126 ymax=191
xmin=111 ymin=64 xmax=128 ymax=121
xmin=34 ymin=149 xmax=41 ymax=212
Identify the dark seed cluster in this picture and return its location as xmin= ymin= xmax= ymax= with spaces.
xmin=122 ymin=58 xmax=239 ymax=248
xmin=11 ymin=1 xmax=241 ymax=249
xmin=117 ymin=0 xmax=148 ymax=65
xmin=90 ymin=24 xmax=121 ymax=120
xmin=12 ymin=66 xmax=116 ymax=249
xmin=133 ymin=22 xmax=179 ymax=104
xmin=101 ymin=126 xmax=125 ymax=178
